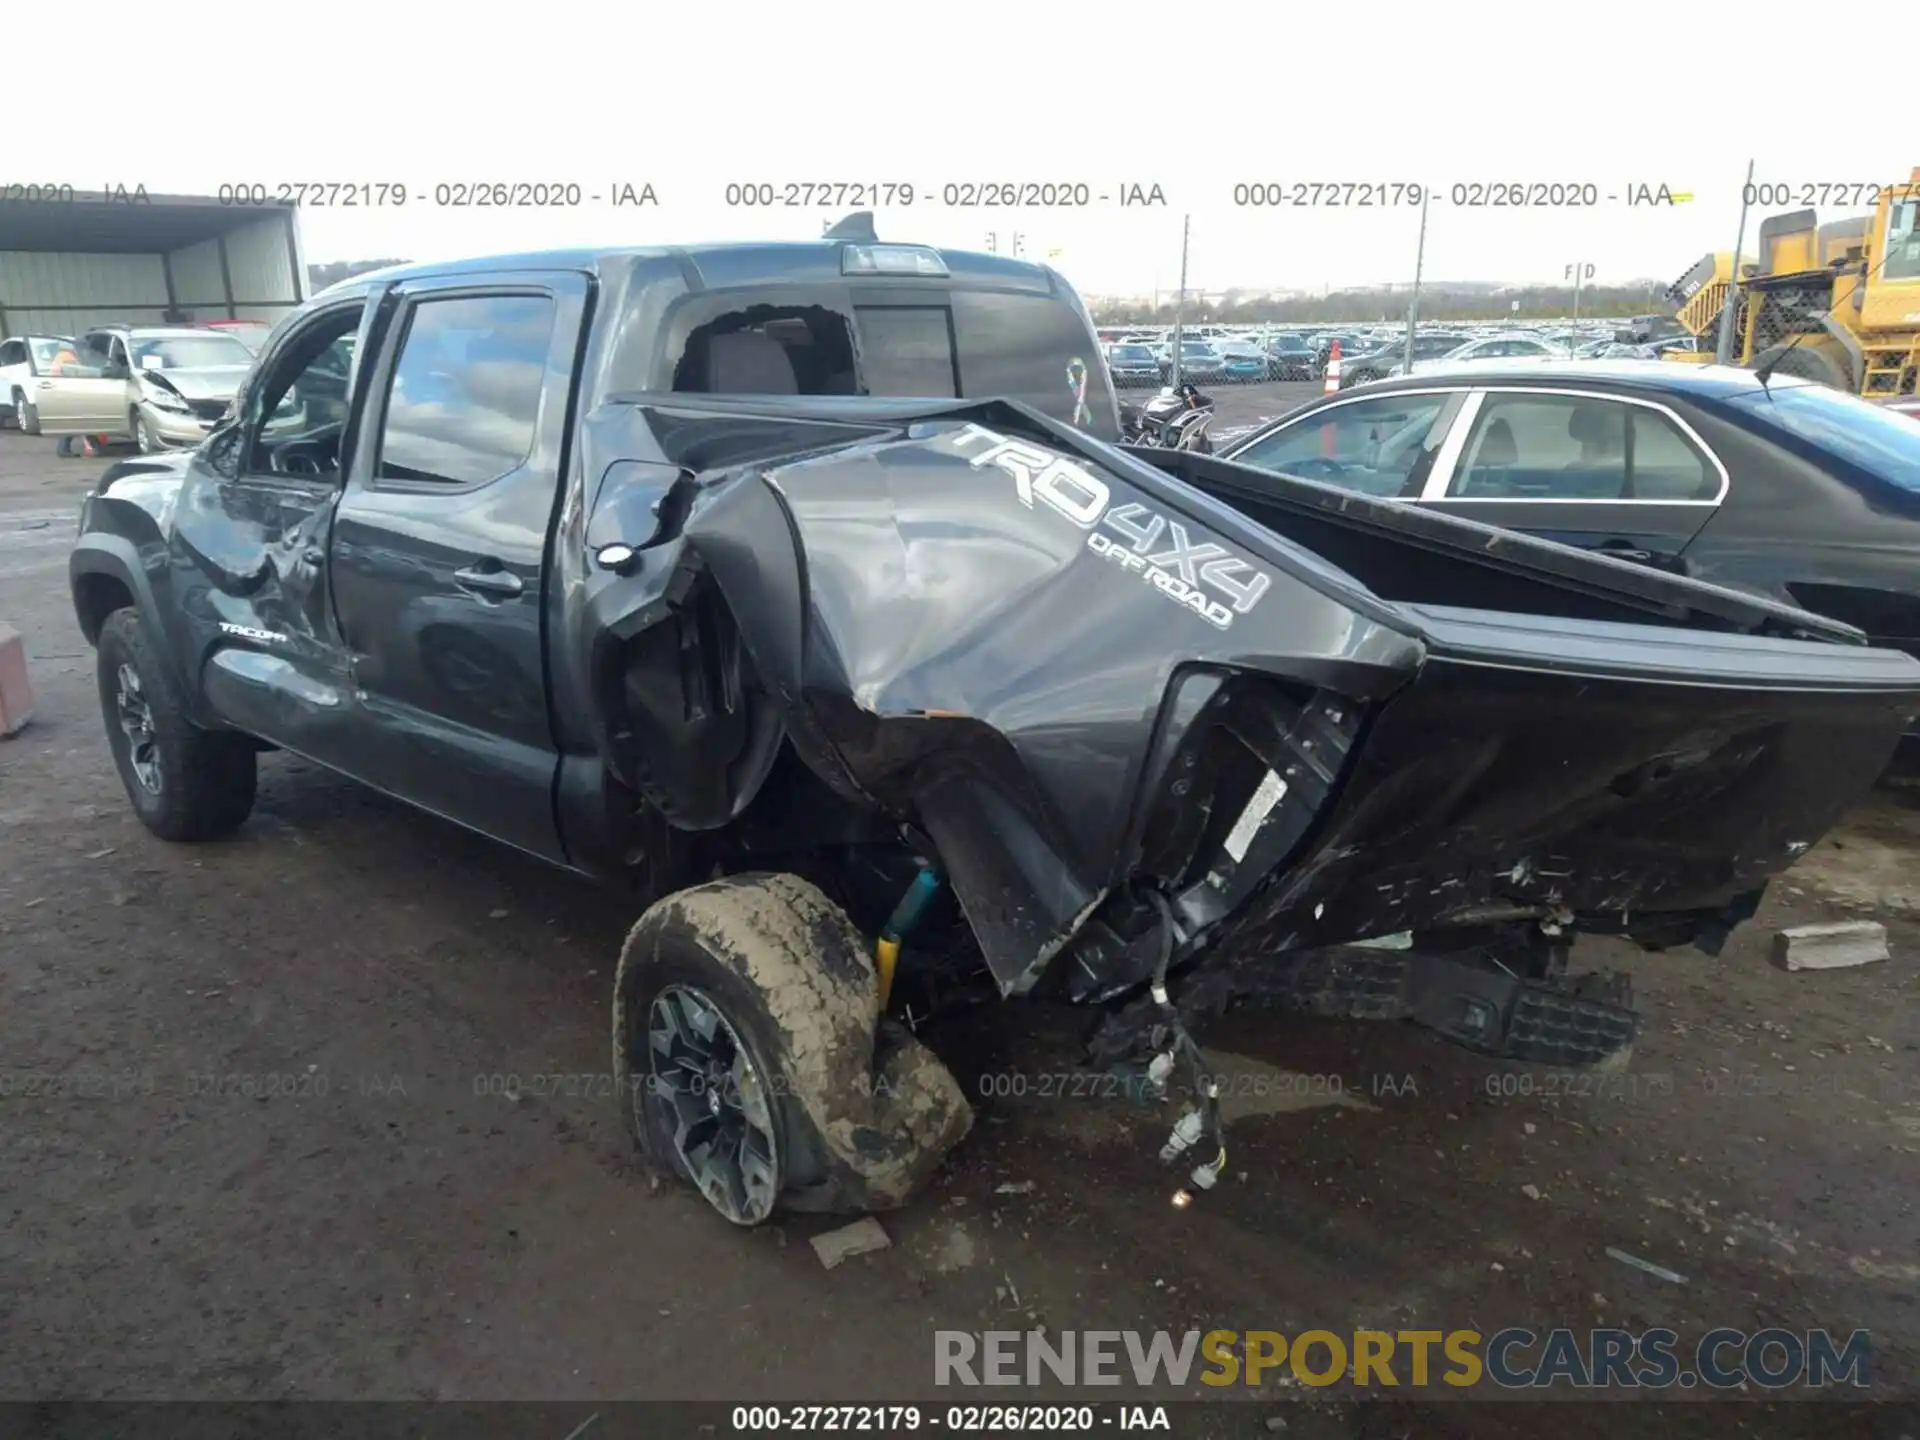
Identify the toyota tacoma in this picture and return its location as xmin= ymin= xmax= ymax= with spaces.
xmin=69 ymin=217 xmax=1920 ymax=1225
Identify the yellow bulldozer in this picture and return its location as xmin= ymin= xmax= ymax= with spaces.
xmin=1664 ymin=167 xmax=1920 ymax=397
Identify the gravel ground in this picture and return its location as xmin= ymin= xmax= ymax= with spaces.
xmin=4 ymin=422 xmax=1918 ymax=1435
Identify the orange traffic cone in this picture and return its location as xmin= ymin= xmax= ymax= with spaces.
xmin=1323 ymin=339 xmax=1342 ymax=395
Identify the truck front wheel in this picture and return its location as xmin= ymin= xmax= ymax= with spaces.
xmin=96 ymin=608 xmax=257 ymax=841
xmin=612 ymin=873 xmax=972 ymax=1225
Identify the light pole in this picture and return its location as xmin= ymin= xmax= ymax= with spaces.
xmin=1170 ymin=214 xmax=1191 ymax=388
xmin=1716 ymin=159 xmax=1757 ymax=365
xmin=1403 ymin=188 xmax=1430 ymax=374
xmin=1566 ymin=261 xmax=1594 ymax=332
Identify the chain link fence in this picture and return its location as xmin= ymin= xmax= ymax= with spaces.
xmin=1088 ymin=213 xmax=1682 ymax=393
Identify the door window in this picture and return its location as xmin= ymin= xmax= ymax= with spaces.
xmin=1885 ymin=199 xmax=1920 ymax=283
xmin=1446 ymin=393 xmax=1718 ymax=501
xmin=1229 ymin=392 xmax=1459 ymax=497
xmin=1449 ymin=394 xmax=1627 ymax=498
xmin=0 ymin=341 xmax=21 ymax=367
xmin=376 ymin=294 xmax=555 ymax=488
xmin=1628 ymin=409 xmax=1718 ymax=499
xmin=236 ymin=303 xmax=367 ymax=476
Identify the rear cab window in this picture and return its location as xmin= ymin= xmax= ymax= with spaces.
xmin=647 ymin=248 xmax=1118 ymax=439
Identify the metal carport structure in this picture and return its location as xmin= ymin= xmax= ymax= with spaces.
xmin=0 ymin=192 xmax=307 ymax=340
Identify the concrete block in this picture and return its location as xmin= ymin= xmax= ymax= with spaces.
xmin=810 ymin=1217 xmax=891 ymax=1270
xmin=0 ymin=624 xmax=34 ymax=738
xmin=1771 ymin=921 xmax=1889 ymax=972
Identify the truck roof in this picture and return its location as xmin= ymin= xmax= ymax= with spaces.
xmin=317 ymin=240 xmax=1063 ymax=298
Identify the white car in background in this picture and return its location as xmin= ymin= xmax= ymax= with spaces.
xmin=1385 ymin=333 xmax=1572 ymax=378
xmin=1 ymin=334 xmax=130 ymax=436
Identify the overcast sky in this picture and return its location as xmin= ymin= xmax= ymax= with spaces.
xmin=22 ymin=1 xmax=1913 ymax=296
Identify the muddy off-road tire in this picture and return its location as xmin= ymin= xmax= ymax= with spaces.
xmin=97 ymin=608 xmax=257 ymax=841
xmin=612 ymin=872 xmax=972 ymax=1225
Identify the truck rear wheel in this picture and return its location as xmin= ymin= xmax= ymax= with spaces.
xmin=96 ymin=608 xmax=257 ymax=841
xmin=612 ymin=872 xmax=972 ymax=1225
xmin=1750 ymin=341 xmax=1852 ymax=391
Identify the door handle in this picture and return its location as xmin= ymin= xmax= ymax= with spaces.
xmin=1594 ymin=541 xmax=1656 ymax=565
xmin=454 ymin=564 xmax=524 ymax=598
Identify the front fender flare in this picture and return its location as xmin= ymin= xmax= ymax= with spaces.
xmin=68 ymin=535 xmax=196 ymax=708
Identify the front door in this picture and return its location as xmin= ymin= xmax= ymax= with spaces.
xmin=170 ymin=297 xmax=373 ymax=761
xmin=327 ymin=274 xmax=586 ymax=863
xmin=1418 ymin=388 xmax=1724 ymax=569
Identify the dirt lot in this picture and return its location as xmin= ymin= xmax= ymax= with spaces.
xmin=4 ymin=412 xmax=1920 ymax=1435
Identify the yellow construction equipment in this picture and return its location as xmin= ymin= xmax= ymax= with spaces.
xmin=1664 ymin=167 xmax=1920 ymax=396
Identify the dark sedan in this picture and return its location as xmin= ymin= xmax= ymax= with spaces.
xmin=1260 ymin=334 xmax=1317 ymax=380
xmin=1105 ymin=343 xmax=1163 ymax=388
xmin=1218 ymin=361 xmax=1920 ymax=673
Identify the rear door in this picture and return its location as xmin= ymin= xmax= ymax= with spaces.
xmin=326 ymin=272 xmax=586 ymax=863
xmin=1417 ymin=387 xmax=1724 ymax=569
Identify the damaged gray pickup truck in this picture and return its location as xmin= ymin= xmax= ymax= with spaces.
xmin=69 ymin=218 xmax=1920 ymax=1226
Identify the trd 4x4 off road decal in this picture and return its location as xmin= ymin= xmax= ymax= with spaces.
xmin=944 ymin=422 xmax=1271 ymax=630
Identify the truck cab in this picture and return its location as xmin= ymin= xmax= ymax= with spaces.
xmin=69 ymin=234 xmax=1119 ymax=868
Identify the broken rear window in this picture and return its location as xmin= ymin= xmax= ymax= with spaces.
xmin=671 ymin=304 xmax=858 ymax=396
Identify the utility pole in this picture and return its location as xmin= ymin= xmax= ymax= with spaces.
xmin=1170 ymin=214 xmax=1191 ymax=388
xmin=1403 ymin=188 xmax=1429 ymax=374
xmin=1715 ymin=158 xmax=1756 ymax=365
xmin=1566 ymin=261 xmax=1595 ymax=337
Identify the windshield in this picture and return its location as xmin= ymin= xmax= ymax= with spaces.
xmin=131 ymin=335 xmax=254 ymax=371
xmin=210 ymin=324 xmax=274 ymax=353
xmin=1112 ymin=346 xmax=1154 ymax=361
xmin=1725 ymin=383 xmax=1920 ymax=489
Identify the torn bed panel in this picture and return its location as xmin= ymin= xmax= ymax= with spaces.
xmin=594 ymin=399 xmax=1920 ymax=997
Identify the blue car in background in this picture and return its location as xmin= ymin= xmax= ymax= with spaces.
xmin=1217 ymin=345 xmax=1270 ymax=384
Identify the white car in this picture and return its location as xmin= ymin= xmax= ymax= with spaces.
xmin=1 ymin=336 xmax=69 ymax=430
xmin=76 ymin=326 xmax=259 ymax=453
xmin=1385 ymin=334 xmax=1572 ymax=378
xmin=1 ymin=334 xmax=129 ymax=437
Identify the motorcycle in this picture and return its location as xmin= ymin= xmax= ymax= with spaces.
xmin=1119 ymin=383 xmax=1216 ymax=454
